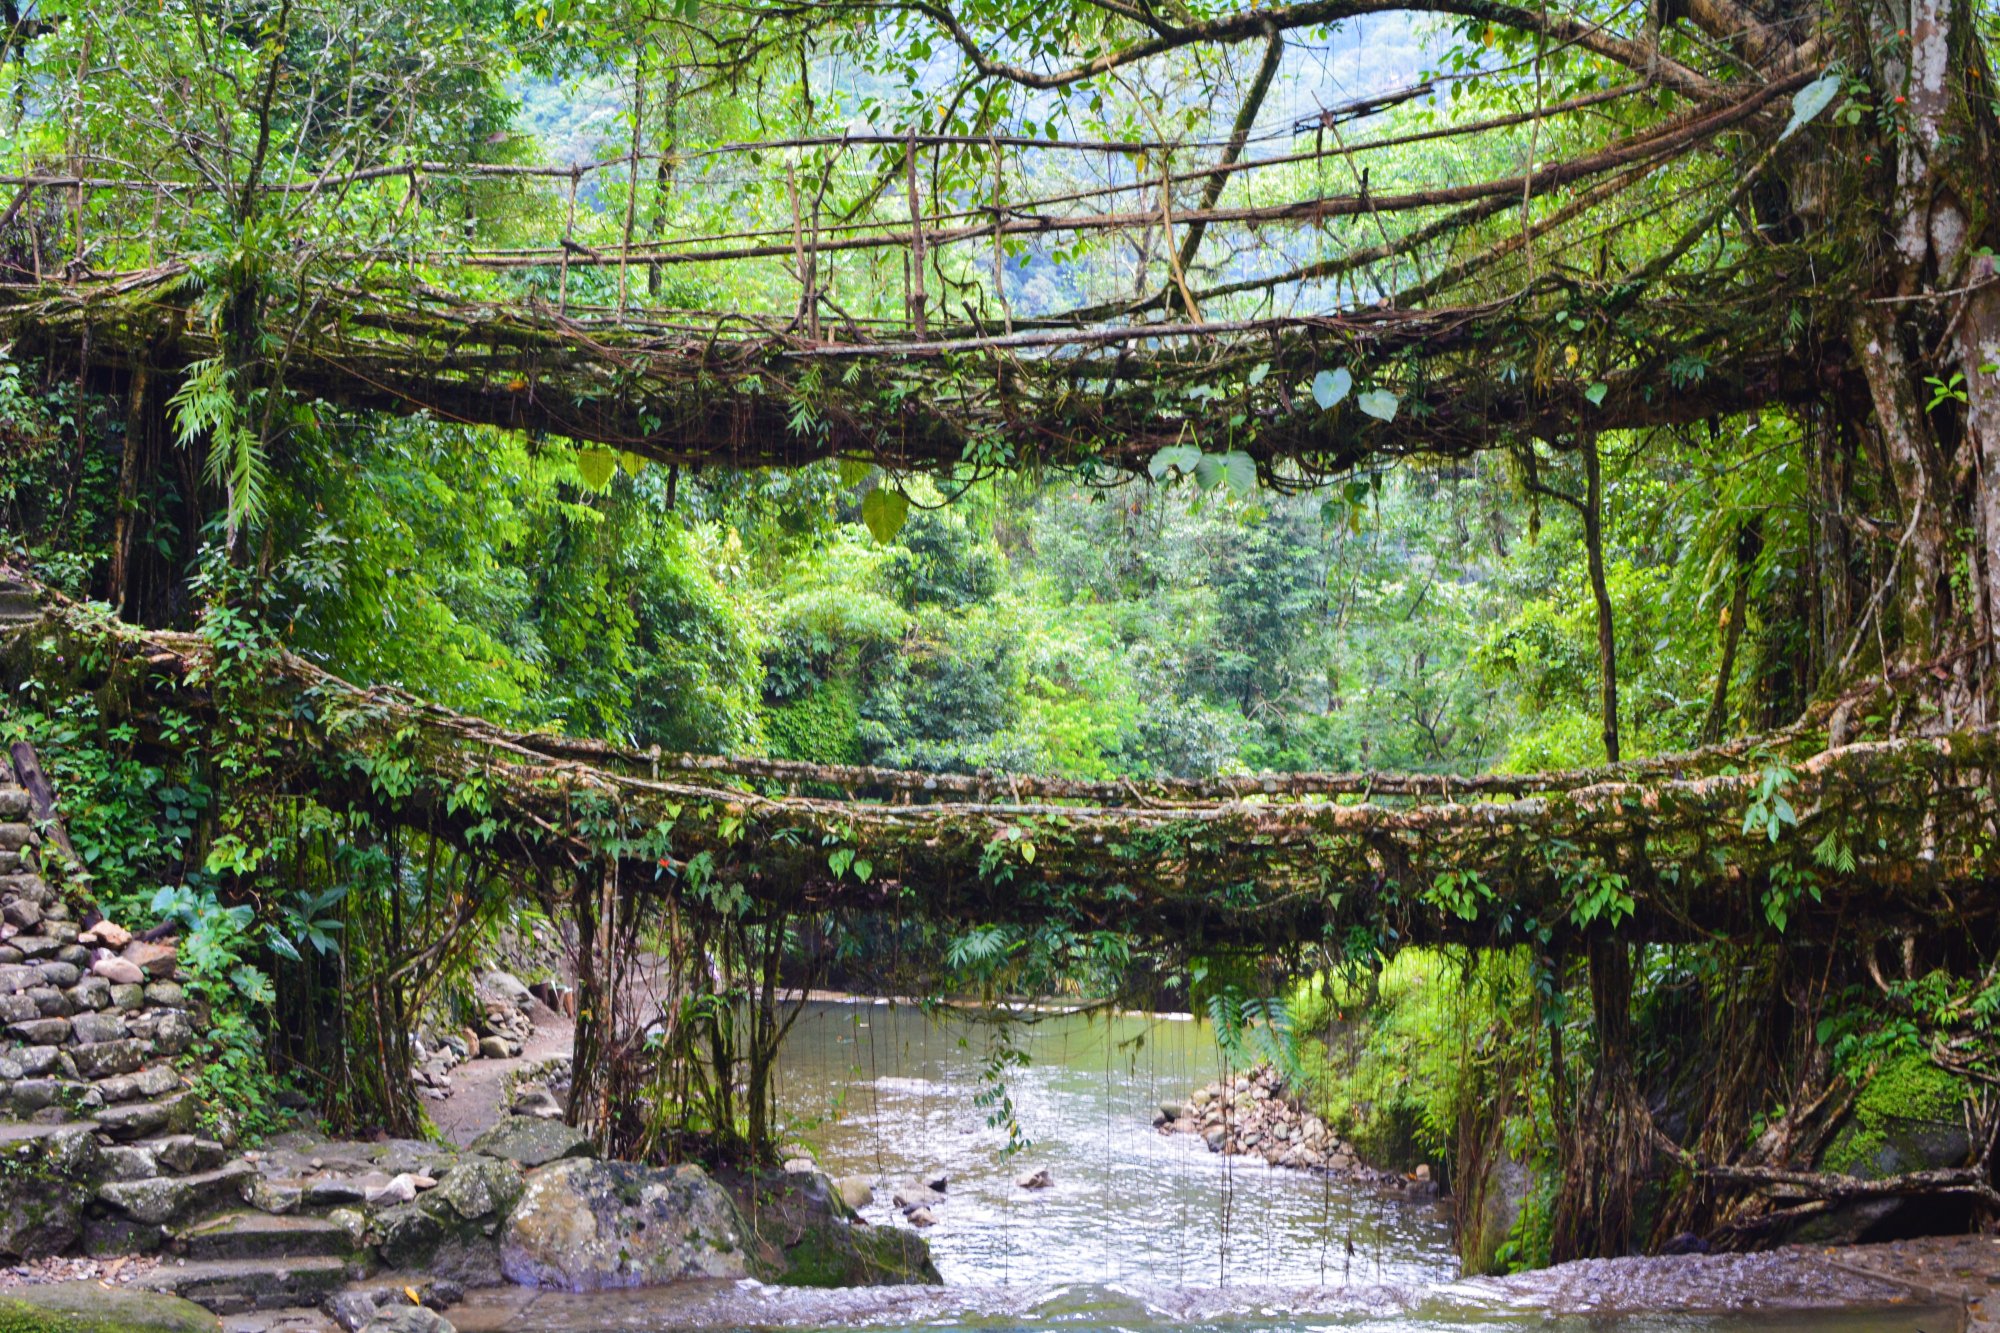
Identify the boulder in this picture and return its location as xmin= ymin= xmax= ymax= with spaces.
xmin=467 ymin=1115 xmax=595 ymax=1168
xmin=834 ymin=1176 xmax=874 ymax=1212
xmin=1016 ymin=1168 xmax=1052 ymax=1190
xmin=0 ymin=1123 xmax=98 ymax=1258
xmin=477 ymin=969 xmax=535 ymax=1012
xmin=510 ymin=1087 xmax=564 ymax=1120
xmin=500 ymin=1159 xmax=752 ymax=1290
xmin=0 ymin=1281 xmax=219 ymax=1332
xmin=1792 ymin=1052 xmax=1976 ymax=1244
xmin=429 ymin=1155 xmax=525 ymax=1223
xmin=904 ymin=1206 xmax=936 ymax=1227
xmin=372 ymin=1156 xmax=523 ymax=1287
xmin=477 ymin=1036 xmax=514 ymax=1060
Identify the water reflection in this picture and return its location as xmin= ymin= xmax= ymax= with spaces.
xmin=769 ymin=1000 xmax=1457 ymax=1287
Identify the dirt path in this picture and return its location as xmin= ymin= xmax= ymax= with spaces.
xmin=428 ymin=998 xmax=575 ymax=1146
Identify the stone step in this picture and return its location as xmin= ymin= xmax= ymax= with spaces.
xmin=93 ymin=1091 xmax=196 ymax=1141
xmin=173 ymin=1211 xmax=357 ymax=1263
xmin=96 ymin=1159 xmax=257 ymax=1227
xmin=136 ymin=1255 xmax=355 ymax=1315
xmin=0 ymin=589 xmax=39 ymax=624
xmin=0 ymin=788 xmax=28 ymax=818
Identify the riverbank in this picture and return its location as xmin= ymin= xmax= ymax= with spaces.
xmin=437 ymin=1237 xmax=1986 ymax=1332
xmin=1157 ymin=1063 xmax=1428 ymax=1192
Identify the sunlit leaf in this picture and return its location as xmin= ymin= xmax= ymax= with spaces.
xmin=1312 ymin=368 xmax=1352 ymax=410
xmin=1218 ymin=450 xmax=1257 ymax=496
xmin=1783 ymin=71 xmax=1842 ymax=140
xmin=1357 ymin=389 xmax=1400 ymax=421
xmin=576 ymin=448 xmax=617 ymax=489
xmin=860 ymin=486 xmax=910 ymax=542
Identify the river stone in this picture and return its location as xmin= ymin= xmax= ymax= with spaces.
xmin=123 ymin=940 xmax=179 ymax=977
xmin=94 ymin=954 xmax=146 ymax=985
xmin=0 ymin=1280 xmax=220 ymax=1332
xmin=360 ymin=1306 xmax=455 ymax=1333
xmin=500 ymin=1158 xmax=752 ymax=1290
xmin=467 ymin=1114 xmax=595 ymax=1167
xmin=834 ymin=1176 xmax=874 ymax=1211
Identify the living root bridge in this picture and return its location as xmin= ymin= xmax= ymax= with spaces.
xmin=0 ymin=268 xmax=1816 ymax=480
xmin=9 ymin=597 xmax=2000 ymax=953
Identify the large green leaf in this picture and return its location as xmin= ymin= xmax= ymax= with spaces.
xmin=861 ymin=486 xmax=911 ymax=542
xmin=576 ymin=448 xmax=617 ymax=489
xmin=1782 ymin=71 xmax=1841 ymax=140
xmin=1357 ymin=389 xmax=1400 ymax=422
xmin=1218 ymin=450 xmax=1257 ymax=496
xmin=1312 ymin=368 xmax=1352 ymax=410
xmin=1148 ymin=443 xmax=1202 ymax=480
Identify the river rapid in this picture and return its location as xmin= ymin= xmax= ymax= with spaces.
xmin=454 ymin=1000 xmax=1954 ymax=1333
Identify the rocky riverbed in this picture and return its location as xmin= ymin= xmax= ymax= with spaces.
xmin=1158 ymin=1063 xmax=1429 ymax=1192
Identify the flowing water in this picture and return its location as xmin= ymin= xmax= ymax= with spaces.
xmin=769 ymin=999 xmax=1452 ymax=1288
xmin=454 ymin=999 xmax=1955 ymax=1333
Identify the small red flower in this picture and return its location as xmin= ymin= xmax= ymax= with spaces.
xmin=1894 ymin=95 xmax=1906 ymax=103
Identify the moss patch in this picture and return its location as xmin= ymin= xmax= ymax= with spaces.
xmin=1824 ymin=1053 xmax=1971 ymax=1177
xmin=0 ymin=1284 xmax=218 ymax=1333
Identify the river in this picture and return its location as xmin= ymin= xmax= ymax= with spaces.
xmin=770 ymin=999 xmax=1452 ymax=1288
xmin=455 ymin=999 xmax=1955 ymax=1333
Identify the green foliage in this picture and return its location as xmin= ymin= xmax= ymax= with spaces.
xmin=766 ymin=679 xmax=864 ymax=764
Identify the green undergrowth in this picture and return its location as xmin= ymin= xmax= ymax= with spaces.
xmin=1288 ymin=949 xmax=1538 ymax=1175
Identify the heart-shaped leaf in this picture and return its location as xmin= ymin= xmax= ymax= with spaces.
xmin=1246 ymin=361 xmax=1271 ymax=387
xmin=1218 ymin=450 xmax=1257 ymax=496
xmin=1193 ymin=454 xmax=1226 ymax=490
xmin=1312 ymin=367 xmax=1352 ymax=409
xmin=861 ymin=486 xmax=910 ymax=542
xmin=1782 ymin=71 xmax=1841 ymax=141
xmin=1584 ymin=381 xmax=1609 ymax=407
xmin=576 ymin=448 xmax=617 ymax=490
xmin=1357 ymin=388 xmax=1400 ymax=422
xmin=1148 ymin=443 xmax=1202 ymax=480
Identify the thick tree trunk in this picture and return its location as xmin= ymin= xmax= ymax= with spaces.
xmin=1956 ymin=279 xmax=2000 ymax=724
xmin=1550 ymin=934 xmax=1651 ymax=1261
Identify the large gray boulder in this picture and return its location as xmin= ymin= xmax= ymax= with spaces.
xmin=372 ymin=1156 xmax=526 ymax=1287
xmin=466 ymin=1115 xmax=595 ymax=1168
xmin=500 ymin=1159 xmax=752 ymax=1290
xmin=0 ymin=1123 xmax=98 ymax=1258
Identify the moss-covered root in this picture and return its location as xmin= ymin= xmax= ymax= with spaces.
xmin=0 ymin=1283 xmax=219 ymax=1333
